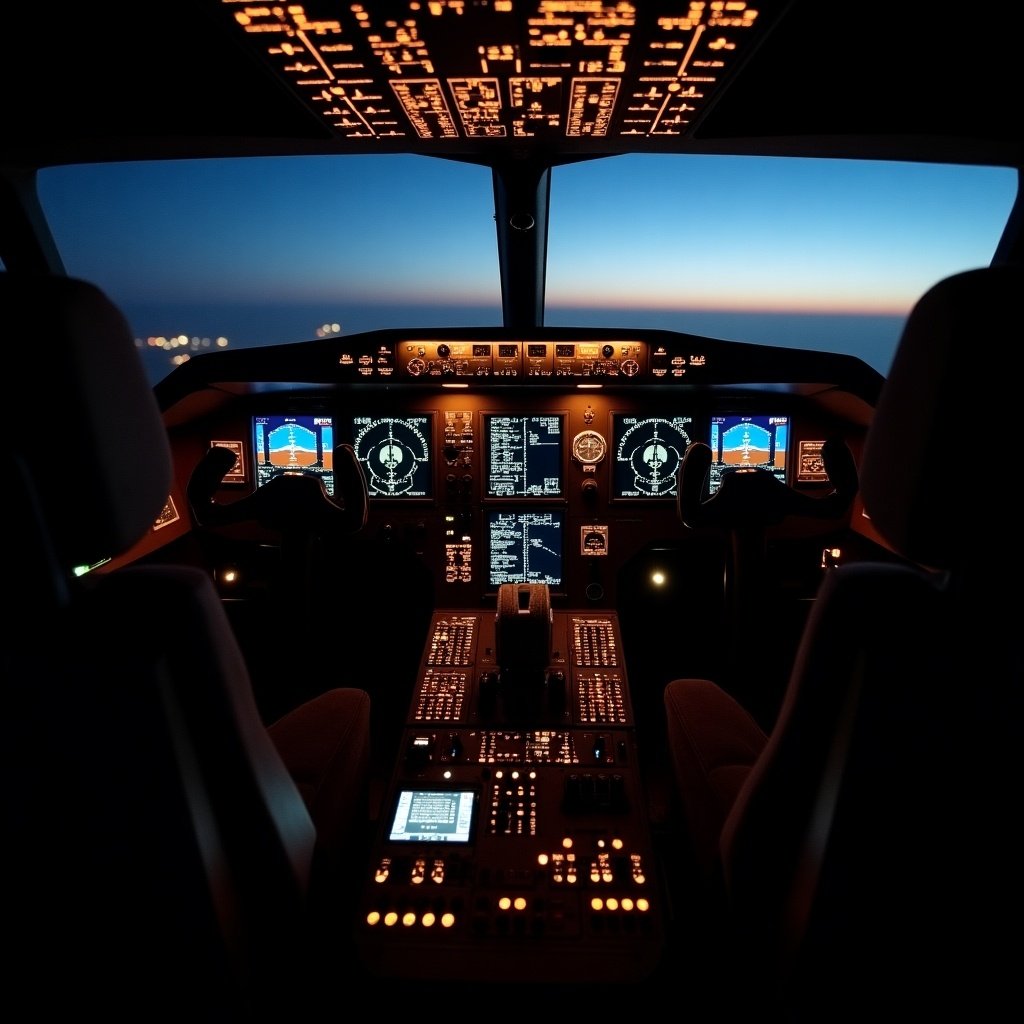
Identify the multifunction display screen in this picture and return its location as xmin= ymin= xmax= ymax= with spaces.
xmin=487 ymin=510 xmax=563 ymax=587
xmin=612 ymin=414 xmax=694 ymax=498
xmin=387 ymin=788 xmax=477 ymax=844
xmin=485 ymin=414 xmax=563 ymax=497
xmin=351 ymin=415 xmax=433 ymax=498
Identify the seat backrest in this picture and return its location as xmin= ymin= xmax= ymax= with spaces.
xmin=2 ymin=273 xmax=342 ymax=1018
xmin=720 ymin=265 xmax=1024 ymax=1013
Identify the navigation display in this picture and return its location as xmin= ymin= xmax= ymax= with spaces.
xmin=485 ymin=414 xmax=563 ymax=498
xmin=387 ymin=788 xmax=477 ymax=844
xmin=612 ymin=414 xmax=694 ymax=498
xmin=708 ymin=414 xmax=790 ymax=494
xmin=352 ymin=415 xmax=433 ymax=498
xmin=252 ymin=415 xmax=334 ymax=496
xmin=488 ymin=510 xmax=563 ymax=587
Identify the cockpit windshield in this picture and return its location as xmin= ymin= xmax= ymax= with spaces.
xmin=38 ymin=154 xmax=1015 ymax=383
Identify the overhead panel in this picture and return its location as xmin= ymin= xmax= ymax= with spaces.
xmin=216 ymin=1 xmax=785 ymax=151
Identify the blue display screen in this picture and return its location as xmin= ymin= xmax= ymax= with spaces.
xmin=708 ymin=414 xmax=789 ymax=494
xmin=252 ymin=414 xmax=334 ymax=496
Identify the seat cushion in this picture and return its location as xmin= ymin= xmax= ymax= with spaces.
xmin=663 ymin=678 xmax=768 ymax=877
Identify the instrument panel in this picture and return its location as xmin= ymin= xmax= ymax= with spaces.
xmin=168 ymin=384 xmax=853 ymax=610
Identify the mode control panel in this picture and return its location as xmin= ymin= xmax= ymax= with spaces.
xmin=397 ymin=340 xmax=649 ymax=380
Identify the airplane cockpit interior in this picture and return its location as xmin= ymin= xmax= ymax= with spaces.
xmin=3 ymin=2 xmax=1021 ymax=1021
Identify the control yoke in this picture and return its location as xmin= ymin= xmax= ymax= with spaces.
xmin=676 ymin=436 xmax=859 ymax=689
xmin=677 ymin=436 xmax=858 ymax=530
xmin=187 ymin=443 xmax=368 ymax=535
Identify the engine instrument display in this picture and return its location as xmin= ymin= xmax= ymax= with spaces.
xmin=485 ymin=414 xmax=563 ymax=498
xmin=352 ymin=415 xmax=433 ymax=498
xmin=611 ymin=414 xmax=693 ymax=498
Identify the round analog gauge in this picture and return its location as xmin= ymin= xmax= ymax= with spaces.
xmin=572 ymin=429 xmax=608 ymax=465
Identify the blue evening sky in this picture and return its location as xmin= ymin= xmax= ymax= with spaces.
xmin=37 ymin=153 xmax=1017 ymax=379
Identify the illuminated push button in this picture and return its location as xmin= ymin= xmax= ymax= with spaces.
xmin=513 ymin=897 xmax=527 ymax=911
xmin=384 ymin=911 xmax=399 ymax=927
xmin=441 ymin=913 xmax=456 ymax=928
xmin=422 ymin=912 xmax=436 ymax=927
xmin=590 ymin=897 xmax=603 ymax=912
xmin=402 ymin=912 xmax=417 ymax=927
xmin=366 ymin=910 xmax=382 ymax=926
xmin=498 ymin=897 xmax=512 ymax=911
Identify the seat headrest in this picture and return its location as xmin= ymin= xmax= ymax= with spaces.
xmin=3 ymin=274 xmax=172 ymax=571
xmin=860 ymin=264 xmax=1023 ymax=570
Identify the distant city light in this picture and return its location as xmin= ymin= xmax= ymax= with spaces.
xmin=135 ymin=332 xmax=231 ymax=369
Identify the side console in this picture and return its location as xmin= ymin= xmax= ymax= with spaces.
xmin=356 ymin=586 xmax=664 ymax=983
